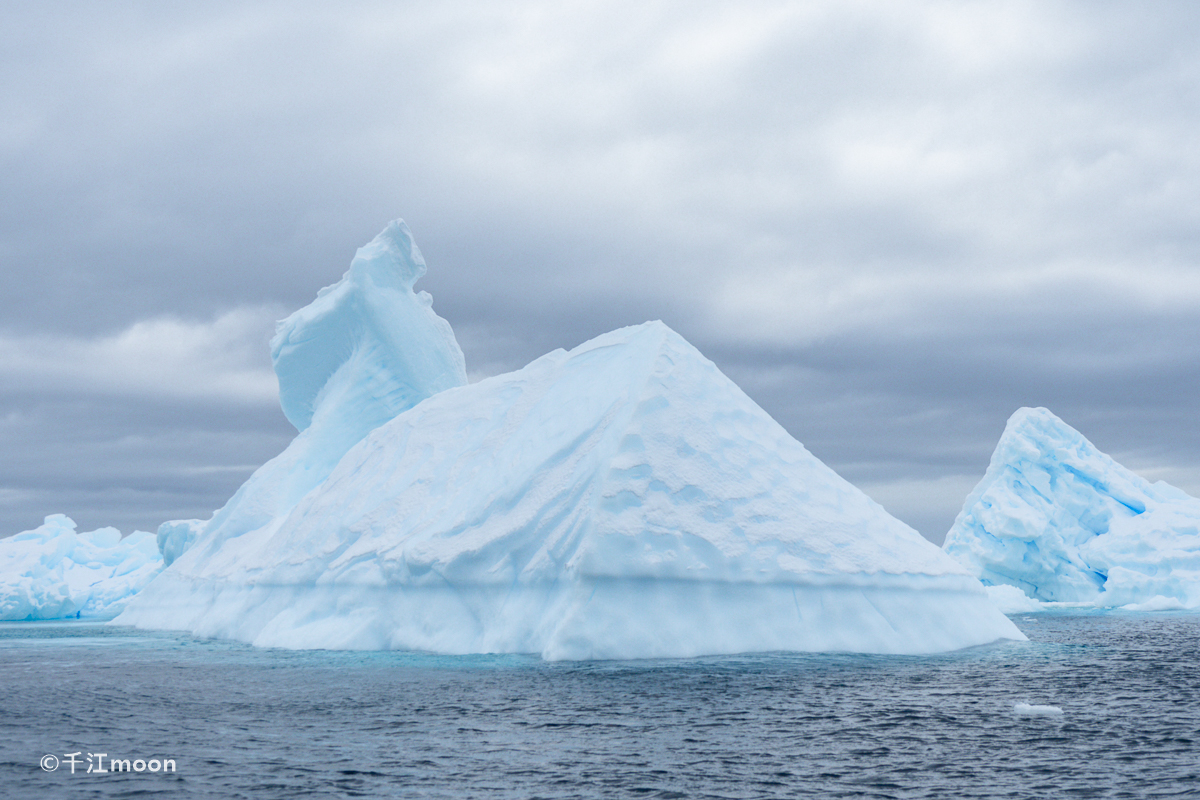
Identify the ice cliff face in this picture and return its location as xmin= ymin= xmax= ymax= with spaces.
xmin=157 ymin=220 xmax=467 ymax=568
xmin=0 ymin=515 xmax=161 ymax=620
xmin=944 ymin=407 xmax=1200 ymax=609
xmin=121 ymin=318 xmax=1022 ymax=659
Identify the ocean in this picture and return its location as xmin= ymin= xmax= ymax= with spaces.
xmin=1 ymin=612 xmax=1196 ymax=799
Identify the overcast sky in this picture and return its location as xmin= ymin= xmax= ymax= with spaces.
xmin=3 ymin=1 xmax=1199 ymax=544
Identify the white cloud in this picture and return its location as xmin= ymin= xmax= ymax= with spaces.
xmin=0 ymin=307 xmax=280 ymax=405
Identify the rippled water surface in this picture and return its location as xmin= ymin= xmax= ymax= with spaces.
xmin=1 ymin=613 xmax=1197 ymax=799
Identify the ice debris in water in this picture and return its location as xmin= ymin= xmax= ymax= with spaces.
xmin=1013 ymin=702 xmax=1064 ymax=716
xmin=118 ymin=226 xmax=1024 ymax=659
xmin=0 ymin=515 xmax=162 ymax=620
xmin=944 ymin=407 xmax=1200 ymax=610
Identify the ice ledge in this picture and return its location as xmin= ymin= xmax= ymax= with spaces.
xmin=116 ymin=572 xmax=1024 ymax=659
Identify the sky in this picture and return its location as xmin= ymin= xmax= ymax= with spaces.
xmin=2 ymin=0 xmax=1199 ymax=544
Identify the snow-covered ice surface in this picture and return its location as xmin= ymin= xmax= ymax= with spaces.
xmin=119 ymin=296 xmax=1022 ymax=657
xmin=944 ymin=407 xmax=1200 ymax=610
xmin=0 ymin=515 xmax=161 ymax=620
xmin=148 ymin=220 xmax=467 ymax=572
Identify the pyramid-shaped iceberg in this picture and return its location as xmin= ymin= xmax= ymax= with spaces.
xmin=944 ymin=407 xmax=1200 ymax=610
xmin=118 ymin=225 xmax=1022 ymax=658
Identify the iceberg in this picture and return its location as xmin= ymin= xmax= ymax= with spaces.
xmin=120 ymin=272 xmax=1022 ymax=657
xmin=154 ymin=220 xmax=467 ymax=571
xmin=0 ymin=515 xmax=162 ymax=620
xmin=944 ymin=407 xmax=1200 ymax=609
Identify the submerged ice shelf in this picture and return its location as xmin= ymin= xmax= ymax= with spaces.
xmin=0 ymin=515 xmax=161 ymax=620
xmin=944 ymin=407 xmax=1200 ymax=611
xmin=115 ymin=220 xmax=1023 ymax=659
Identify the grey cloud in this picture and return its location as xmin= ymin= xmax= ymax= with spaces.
xmin=3 ymin=1 xmax=1199 ymax=542
xmin=0 ymin=393 xmax=294 ymax=535
xmin=707 ymin=299 xmax=1200 ymax=541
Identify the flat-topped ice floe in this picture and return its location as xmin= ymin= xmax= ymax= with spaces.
xmin=1 ymin=515 xmax=161 ymax=620
xmin=118 ymin=227 xmax=1023 ymax=658
xmin=944 ymin=407 xmax=1200 ymax=610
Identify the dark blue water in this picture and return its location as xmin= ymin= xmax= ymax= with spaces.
xmin=1 ymin=613 xmax=1197 ymax=799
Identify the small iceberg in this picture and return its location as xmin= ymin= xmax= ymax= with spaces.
xmin=0 ymin=515 xmax=162 ymax=620
xmin=1013 ymin=702 xmax=1064 ymax=716
xmin=944 ymin=407 xmax=1200 ymax=610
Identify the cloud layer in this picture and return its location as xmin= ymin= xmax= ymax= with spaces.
xmin=3 ymin=1 xmax=1199 ymax=540
xmin=0 ymin=309 xmax=279 ymax=404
